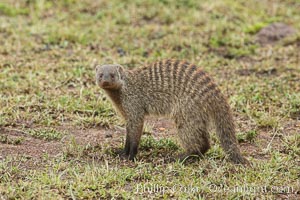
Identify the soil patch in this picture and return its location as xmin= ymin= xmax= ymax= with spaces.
xmin=256 ymin=22 xmax=297 ymax=45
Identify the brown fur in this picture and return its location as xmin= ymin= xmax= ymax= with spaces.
xmin=95 ymin=59 xmax=248 ymax=164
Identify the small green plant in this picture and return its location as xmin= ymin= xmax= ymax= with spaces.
xmin=244 ymin=22 xmax=268 ymax=34
xmin=0 ymin=135 xmax=24 ymax=145
xmin=237 ymin=130 xmax=258 ymax=143
xmin=0 ymin=3 xmax=29 ymax=16
xmin=140 ymin=135 xmax=179 ymax=151
xmin=27 ymin=128 xmax=65 ymax=141
xmin=255 ymin=113 xmax=279 ymax=129
xmin=206 ymin=144 xmax=224 ymax=160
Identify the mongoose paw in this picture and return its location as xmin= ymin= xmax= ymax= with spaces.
xmin=128 ymin=144 xmax=138 ymax=161
xmin=114 ymin=148 xmax=137 ymax=161
xmin=231 ymin=156 xmax=250 ymax=166
xmin=114 ymin=149 xmax=129 ymax=159
xmin=128 ymin=155 xmax=136 ymax=161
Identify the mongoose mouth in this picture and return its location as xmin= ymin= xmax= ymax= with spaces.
xmin=99 ymin=81 xmax=115 ymax=89
xmin=100 ymin=83 xmax=110 ymax=88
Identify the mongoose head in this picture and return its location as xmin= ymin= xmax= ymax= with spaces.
xmin=95 ymin=64 xmax=125 ymax=90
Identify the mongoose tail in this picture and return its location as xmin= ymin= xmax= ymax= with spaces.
xmin=214 ymin=102 xmax=249 ymax=164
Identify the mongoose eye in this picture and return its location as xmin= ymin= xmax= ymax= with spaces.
xmin=110 ymin=74 xmax=115 ymax=79
xmin=99 ymin=73 xmax=103 ymax=78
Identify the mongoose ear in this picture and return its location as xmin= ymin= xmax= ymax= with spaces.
xmin=117 ymin=65 xmax=125 ymax=79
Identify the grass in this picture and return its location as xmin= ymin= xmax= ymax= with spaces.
xmin=0 ymin=134 xmax=23 ymax=145
xmin=0 ymin=2 xmax=28 ymax=16
xmin=0 ymin=0 xmax=299 ymax=199
xmin=26 ymin=128 xmax=66 ymax=141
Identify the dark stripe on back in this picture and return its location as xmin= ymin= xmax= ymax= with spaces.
xmin=173 ymin=60 xmax=180 ymax=72
xmin=199 ymin=83 xmax=218 ymax=101
xmin=165 ymin=59 xmax=172 ymax=67
xmin=177 ymin=61 xmax=188 ymax=94
xmin=182 ymin=63 xmax=196 ymax=94
xmin=192 ymin=70 xmax=206 ymax=83
xmin=165 ymin=60 xmax=172 ymax=89
xmin=154 ymin=61 xmax=160 ymax=83
xmin=190 ymin=75 xmax=212 ymax=99
xmin=187 ymin=64 xmax=197 ymax=77
xmin=172 ymin=60 xmax=180 ymax=93
xmin=149 ymin=63 xmax=153 ymax=84
xmin=159 ymin=60 xmax=164 ymax=89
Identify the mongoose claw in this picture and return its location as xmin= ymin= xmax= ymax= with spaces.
xmin=114 ymin=148 xmax=137 ymax=161
xmin=230 ymin=156 xmax=250 ymax=166
xmin=114 ymin=148 xmax=129 ymax=159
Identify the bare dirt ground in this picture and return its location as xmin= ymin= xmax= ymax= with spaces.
xmin=1 ymin=116 xmax=299 ymax=165
xmin=0 ymin=117 xmax=175 ymax=159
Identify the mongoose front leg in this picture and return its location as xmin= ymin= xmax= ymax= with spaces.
xmin=124 ymin=116 xmax=144 ymax=161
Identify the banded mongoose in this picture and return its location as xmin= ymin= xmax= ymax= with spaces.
xmin=95 ymin=59 xmax=248 ymax=164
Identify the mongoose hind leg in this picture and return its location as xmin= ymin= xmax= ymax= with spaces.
xmin=124 ymin=115 xmax=144 ymax=161
xmin=176 ymin=123 xmax=210 ymax=160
